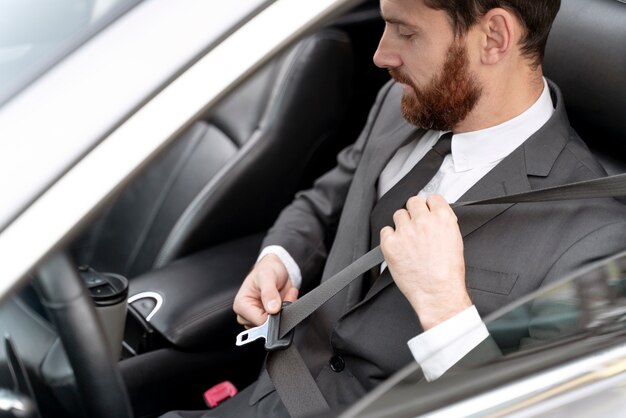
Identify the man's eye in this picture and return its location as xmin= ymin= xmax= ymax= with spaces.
xmin=397 ymin=26 xmax=415 ymax=39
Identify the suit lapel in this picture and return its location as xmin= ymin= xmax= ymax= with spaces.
xmin=454 ymin=146 xmax=530 ymax=238
xmin=361 ymin=122 xmax=424 ymax=201
xmin=455 ymin=80 xmax=570 ymax=238
xmin=323 ymin=122 xmax=425 ymax=311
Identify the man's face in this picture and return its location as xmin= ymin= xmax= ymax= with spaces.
xmin=374 ymin=0 xmax=483 ymax=131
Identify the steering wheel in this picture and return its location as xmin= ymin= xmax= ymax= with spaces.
xmin=36 ymin=252 xmax=133 ymax=418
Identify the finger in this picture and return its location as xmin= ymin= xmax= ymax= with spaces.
xmin=284 ymin=287 xmax=299 ymax=303
xmin=234 ymin=300 xmax=267 ymax=327
xmin=425 ymin=195 xmax=456 ymax=219
xmin=380 ymin=225 xmax=395 ymax=241
xmin=392 ymin=208 xmax=411 ymax=227
xmin=258 ymin=273 xmax=282 ymax=314
xmin=425 ymin=194 xmax=449 ymax=211
xmin=406 ymin=195 xmax=429 ymax=217
xmin=379 ymin=226 xmax=396 ymax=259
xmin=236 ymin=314 xmax=254 ymax=328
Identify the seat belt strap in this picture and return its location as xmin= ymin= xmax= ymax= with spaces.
xmin=267 ymin=172 xmax=626 ymax=418
xmin=278 ymin=246 xmax=384 ymax=338
xmin=266 ymin=247 xmax=383 ymax=418
xmin=277 ymin=172 xmax=626 ymax=339
xmin=266 ymin=342 xmax=330 ymax=416
xmin=456 ymin=172 xmax=626 ymax=206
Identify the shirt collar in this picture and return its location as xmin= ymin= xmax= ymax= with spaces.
xmin=448 ymin=78 xmax=555 ymax=172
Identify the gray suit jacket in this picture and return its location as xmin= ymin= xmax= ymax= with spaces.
xmin=245 ymin=80 xmax=626 ymax=414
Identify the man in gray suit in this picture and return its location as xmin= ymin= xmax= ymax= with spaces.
xmin=165 ymin=0 xmax=626 ymax=416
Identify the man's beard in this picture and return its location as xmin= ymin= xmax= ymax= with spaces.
xmin=389 ymin=40 xmax=482 ymax=131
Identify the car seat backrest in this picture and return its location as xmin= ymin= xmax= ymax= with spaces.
xmin=74 ymin=29 xmax=354 ymax=277
xmin=543 ymin=0 xmax=626 ymax=173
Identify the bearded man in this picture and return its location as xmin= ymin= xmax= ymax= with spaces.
xmin=164 ymin=0 xmax=626 ymax=416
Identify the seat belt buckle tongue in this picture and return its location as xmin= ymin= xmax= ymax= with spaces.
xmin=265 ymin=301 xmax=294 ymax=351
xmin=235 ymin=301 xmax=294 ymax=351
xmin=204 ymin=381 xmax=238 ymax=408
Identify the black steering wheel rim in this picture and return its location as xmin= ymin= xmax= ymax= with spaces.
xmin=36 ymin=252 xmax=133 ymax=418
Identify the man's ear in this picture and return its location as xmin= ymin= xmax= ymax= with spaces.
xmin=477 ymin=8 xmax=520 ymax=65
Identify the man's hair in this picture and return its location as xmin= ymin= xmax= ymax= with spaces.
xmin=424 ymin=0 xmax=561 ymax=65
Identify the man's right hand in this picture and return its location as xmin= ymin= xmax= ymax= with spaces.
xmin=233 ymin=253 xmax=299 ymax=328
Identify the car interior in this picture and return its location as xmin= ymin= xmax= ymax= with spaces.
xmin=0 ymin=0 xmax=624 ymax=417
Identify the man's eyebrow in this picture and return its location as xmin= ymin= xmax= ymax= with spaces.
xmin=380 ymin=12 xmax=419 ymax=29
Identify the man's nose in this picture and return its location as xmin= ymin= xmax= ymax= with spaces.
xmin=373 ymin=29 xmax=402 ymax=69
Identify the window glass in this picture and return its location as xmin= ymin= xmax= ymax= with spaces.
xmin=351 ymin=255 xmax=626 ymax=417
xmin=487 ymin=258 xmax=626 ymax=353
xmin=0 ymin=0 xmax=138 ymax=102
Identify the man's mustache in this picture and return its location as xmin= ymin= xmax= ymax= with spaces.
xmin=388 ymin=69 xmax=415 ymax=89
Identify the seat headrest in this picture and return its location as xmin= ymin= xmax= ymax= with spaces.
xmin=544 ymin=0 xmax=626 ymax=143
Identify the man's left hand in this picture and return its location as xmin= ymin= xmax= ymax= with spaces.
xmin=380 ymin=195 xmax=472 ymax=330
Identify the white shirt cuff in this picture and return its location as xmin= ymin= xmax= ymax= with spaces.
xmin=257 ymin=245 xmax=302 ymax=289
xmin=407 ymin=305 xmax=489 ymax=381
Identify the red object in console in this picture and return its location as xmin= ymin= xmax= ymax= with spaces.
xmin=204 ymin=381 xmax=238 ymax=408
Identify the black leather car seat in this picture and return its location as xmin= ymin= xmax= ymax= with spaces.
xmin=73 ymin=29 xmax=354 ymax=278
xmin=543 ymin=0 xmax=626 ymax=173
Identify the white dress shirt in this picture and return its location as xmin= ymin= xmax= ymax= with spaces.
xmin=259 ymin=78 xmax=554 ymax=380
